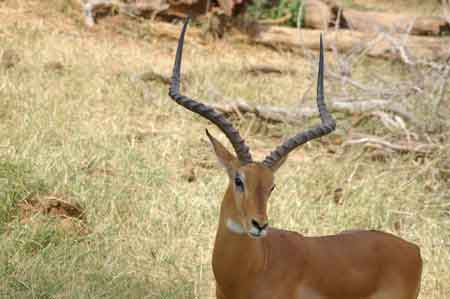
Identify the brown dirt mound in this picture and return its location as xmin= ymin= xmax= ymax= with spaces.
xmin=17 ymin=195 xmax=89 ymax=235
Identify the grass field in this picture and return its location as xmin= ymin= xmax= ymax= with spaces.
xmin=0 ymin=1 xmax=449 ymax=298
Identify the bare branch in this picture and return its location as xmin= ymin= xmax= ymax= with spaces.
xmin=205 ymin=96 xmax=418 ymax=126
xmin=242 ymin=26 xmax=450 ymax=63
xmin=343 ymin=134 xmax=440 ymax=155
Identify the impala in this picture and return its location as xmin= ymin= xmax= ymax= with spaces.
xmin=168 ymin=19 xmax=422 ymax=299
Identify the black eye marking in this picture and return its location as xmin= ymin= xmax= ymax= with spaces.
xmin=270 ymin=185 xmax=276 ymax=193
xmin=234 ymin=175 xmax=244 ymax=192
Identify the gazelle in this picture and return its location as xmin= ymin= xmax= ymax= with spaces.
xmin=168 ymin=19 xmax=422 ymax=299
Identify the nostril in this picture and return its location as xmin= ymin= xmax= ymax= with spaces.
xmin=252 ymin=219 xmax=268 ymax=230
xmin=251 ymin=219 xmax=260 ymax=229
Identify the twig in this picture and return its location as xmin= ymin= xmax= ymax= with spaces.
xmin=382 ymin=23 xmax=415 ymax=66
xmin=370 ymin=111 xmax=403 ymax=133
xmin=343 ymin=135 xmax=440 ymax=155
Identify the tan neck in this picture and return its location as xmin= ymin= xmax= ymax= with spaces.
xmin=212 ymin=187 xmax=266 ymax=279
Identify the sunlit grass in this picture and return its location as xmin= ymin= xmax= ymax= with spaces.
xmin=0 ymin=2 xmax=449 ymax=298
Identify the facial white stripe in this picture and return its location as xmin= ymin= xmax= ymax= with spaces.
xmin=226 ymin=218 xmax=245 ymax=235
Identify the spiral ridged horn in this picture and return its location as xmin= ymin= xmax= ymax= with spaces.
xmin=262 ymin=35 xmax=336 ymax=169
xmin=168 ymin=18 xmax=253 ymax=165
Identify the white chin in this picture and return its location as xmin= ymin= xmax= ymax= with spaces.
xmin=249 ymin=229 xmax=267 ymax=238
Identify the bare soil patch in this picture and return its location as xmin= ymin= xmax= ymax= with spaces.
xmin=16 ymin=195 xmax=89 ymax=235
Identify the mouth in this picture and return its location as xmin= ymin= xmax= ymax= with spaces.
xmin=248 ymin=228 xmax=267 ymax=239
xmin=249 ymin=232 xmax=261 ymax=238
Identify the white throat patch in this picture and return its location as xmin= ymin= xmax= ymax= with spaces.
xmin=226 ymin=218 xmax=245 ymax=235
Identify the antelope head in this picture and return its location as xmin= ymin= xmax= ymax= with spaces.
xmin=168 ymin=19 xmax=335 ymax=239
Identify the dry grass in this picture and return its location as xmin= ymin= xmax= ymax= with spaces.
xmin=0 ymin=1 xmax=449 ymax=298
xmin=345 ymin=0 xmax=444 ymax=15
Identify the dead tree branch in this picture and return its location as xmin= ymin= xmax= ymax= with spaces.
xmin=204 ymin=97 xmax=418 ymax=126
xmin=342 ymin=9 xmax=450 ymax=36
xmin=343 ymin=134 xmax=441 ymax=155
xmin=243 ymin=26 xmax=450 ymax=63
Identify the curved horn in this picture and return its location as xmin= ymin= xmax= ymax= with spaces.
xmin=168 ymin=18 xmax=253 ymax=164
xmin=262 ymin=35 xmax=336 ymax=169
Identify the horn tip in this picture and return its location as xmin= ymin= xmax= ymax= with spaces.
xmin=319 ymin=34 xmax=324 ymax=54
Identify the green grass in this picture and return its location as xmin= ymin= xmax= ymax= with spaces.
xmin=0 ymin=161 xmax=48 ymax=226
xmin=247 ymin=0 xmax=303 ymax=27
xmin=0 ymin=1 xmax=449 ymax=298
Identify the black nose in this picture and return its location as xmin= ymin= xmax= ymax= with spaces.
xmin=252 ymin=219 xmax=268 ymax=230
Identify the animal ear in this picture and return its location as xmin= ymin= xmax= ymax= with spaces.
xmin=269 ymin=155 xmax=288 ymax=173
xmin=205 ymin=129 xmax=240 ymax=177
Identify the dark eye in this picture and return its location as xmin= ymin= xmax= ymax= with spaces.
xmin=234 ymin=176 xmax=244 ymax=191
xmin=270 ymin=185 xmax=276 ymax=193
